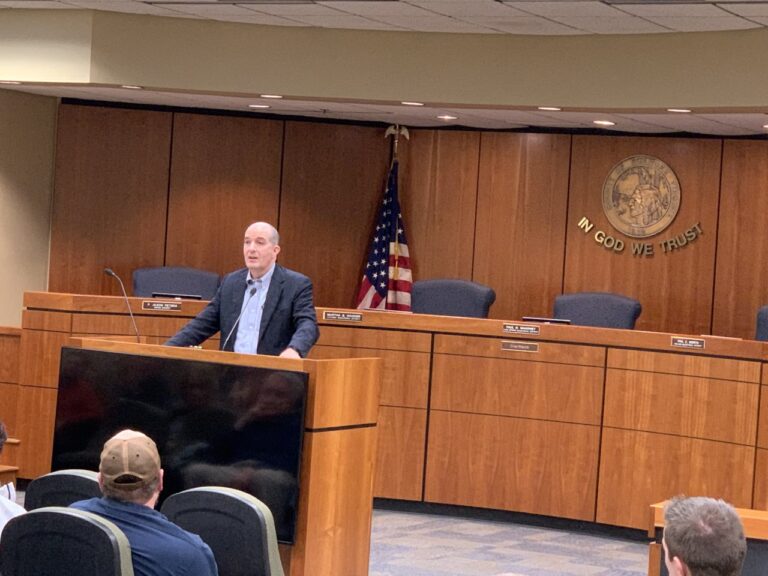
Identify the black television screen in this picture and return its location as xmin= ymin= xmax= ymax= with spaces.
xmin=53 ymin=347 xmax=308 ymax=544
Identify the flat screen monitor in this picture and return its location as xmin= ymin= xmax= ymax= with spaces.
xmin=53 ymin=347 xmax=308 ymax=544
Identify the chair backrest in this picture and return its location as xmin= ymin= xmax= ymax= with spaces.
xmin=25 ymin=469 xmax=101 ymax=511
xmin=553 ymin=291 xmax=642 ymax=329
xmin=411 ymin=279 xmax=496 ymax=318
xmin=132 ymin=266 xmax=220 ymax=299
xmin=756 ymin=306 xmax=768 ymax=341
xmin=160 ymin=486 xmax=284 ymax=576
xmin=0 ymin=506 xmax=133 ymax=576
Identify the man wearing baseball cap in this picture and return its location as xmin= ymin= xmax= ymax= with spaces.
xmin=71 ymin=429 xmax=218 ymax=576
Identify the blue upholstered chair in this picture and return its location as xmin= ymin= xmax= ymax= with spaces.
xmin=756 ymin=306 xmax=768 ymax=341
xmin=132 ymin=266 xmax=220 ymax=299
xmin=553 ymin=292 xmax=642 ymax=329
xmin=24 ymin=469 xmax=101 ymax=511
xmin=0 ymin=506 xmax=134 ymax=576
xmin=411 ymin=279 xmax=496 ymax=318
xmin=161 ymin=486 xmax=284 ymax=576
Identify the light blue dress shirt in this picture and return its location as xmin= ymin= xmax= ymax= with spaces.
xmin=234 ymin=265 xmax=275 ymax=354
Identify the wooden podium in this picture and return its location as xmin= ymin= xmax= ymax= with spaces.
xmin=17 ymin=293 xmax=381 ymax=576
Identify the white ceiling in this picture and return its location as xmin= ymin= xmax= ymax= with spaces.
xmin=6 ymin=0 xmax=768 ymax=35
xmin=5 ymin=0 xmax=768 ymax=135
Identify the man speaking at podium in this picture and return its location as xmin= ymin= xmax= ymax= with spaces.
xmin=166 ymin=222 xmax=319 ymax=359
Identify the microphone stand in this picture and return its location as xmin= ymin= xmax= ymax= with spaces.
xmin=104 ymin=268 xmax=141 ymax=344
xmin=222 ymin=285 xmax=257 ymax=351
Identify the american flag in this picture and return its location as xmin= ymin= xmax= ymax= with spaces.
xmin=355 ymin=159 xmax=412 ymax=311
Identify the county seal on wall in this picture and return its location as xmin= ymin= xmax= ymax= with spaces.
xmin=602 ymin=155 xmax=681 ymax=238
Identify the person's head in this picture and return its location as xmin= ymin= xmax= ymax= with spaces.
xmin=243 ymin=221 xmax=280 ymax=279
xmin=663 ymin=496 xmax=746 ymax=576
xmin=98 ymin=429 xmax=163 ymax=506
xmin=0 ymin=420 xmax=6 ymax=455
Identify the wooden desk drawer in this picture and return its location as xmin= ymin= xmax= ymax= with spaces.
xmin=435 ymin=334 xmax=605 ymax=366
xmin=425 ymin=411 xmax=599 ymax=521
xmin=432 ymin=353 xmax=604 ymax=424
xmin=608 ymin=349 xmax=760 ymax=383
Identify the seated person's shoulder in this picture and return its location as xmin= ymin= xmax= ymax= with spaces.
xmin=171 ymin=526 xmax=218 ymax=576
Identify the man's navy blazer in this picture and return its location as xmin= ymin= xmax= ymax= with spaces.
xmin=166 ymin=264 xmax=319 ymax=357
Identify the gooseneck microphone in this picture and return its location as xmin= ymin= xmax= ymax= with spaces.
xmin=221 ymin=285 xmax=257 ymax=351
xmin=104 ymin=267 xmax=141 ymax=344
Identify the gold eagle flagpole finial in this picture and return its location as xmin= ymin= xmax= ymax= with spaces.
xmin=385 ymin=124 xmax=409 ymax=162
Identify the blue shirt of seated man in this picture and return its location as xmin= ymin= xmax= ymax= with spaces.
xmin=71 ymin=429 xmax=218 ymax=576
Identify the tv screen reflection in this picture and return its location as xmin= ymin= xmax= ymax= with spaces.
xmin=53 ymin=347 xmax=308 ymax=544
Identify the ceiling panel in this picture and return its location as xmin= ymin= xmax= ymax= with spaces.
xmin=276 ymin=12 xmax=400 ymax=27
xmin=618 ymin=3 xmax=758 ymax=30
xmin=242 ymin=2 xmax=341 ymax=16
xmin=363 ymin=13 xmax=493 ymax=31
xmin=469 ymin=15 xmax=585 ymax=34
xmin=643 ymin=16 xmax=758 ymax=31
xmin=319 ymin=0 xmax=437 ymax=17
xmin=154 ymin=2 xmax=304 ymax=23
xmin=620 ymin=2 xmax=734 ymax=17
xmin=564 ymin=16 xmax=669 ymax=33
xmin=64 ymin=0 xmax=201 ymax=16
xmin=505 ymin=1 xmax=633 ymax=18
xmin=615 ymin=113 xmax=758 ymax=135
xmin=702 ymin=113 xmax=768 ymax=130
xmin=722 ymin=3 xmax=768 ymax=16
xmin=404 ymin=0 xmax=527 ymax=18
xmin=0 ymin=1 xmax=70 ymax=8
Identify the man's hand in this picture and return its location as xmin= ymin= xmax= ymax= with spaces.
xmin=279 ymin=347 xmax=301 ymax=359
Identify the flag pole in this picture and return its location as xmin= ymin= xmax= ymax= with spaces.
xmin=354 ymin=125 xmax=413 ymax=311
xmin=384 ymin=125 xmax=409 ymax=290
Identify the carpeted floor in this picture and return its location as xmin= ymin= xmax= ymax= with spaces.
xmin=369 ymin=509 xmax=649 ymax=576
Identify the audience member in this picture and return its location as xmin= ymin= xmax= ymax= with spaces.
xmin=71 ymin=429 xmax=218 ymax=576
xmin=663 ymin=496 xmax=746 ymax=576
xmin=0 ymin=420 xmax=25 ymax=540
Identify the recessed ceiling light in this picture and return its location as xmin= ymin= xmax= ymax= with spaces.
xmin=593 ymin=120 xmax=615 ymax=126
xmin=0 ymin=80 xmax=21 ymax=85
xmin=667 ymin=108 xmax=691 ymax=113
xmin=401 ymin=101 xmax=424 ymax=106
xmin=437 ymin=115 xmax=457 ymax=120
xmin=763 ymin=124 xmax=768 ymax=129
xmin=248 ymin=104 xmax=271 ymax=109
xmin=121 ymin=85 xmax=142 ymax=90
xmin=260 ymin=94 xmax=283 ymax=99
xmin=538 ymin=106 xmax=561 ymax=111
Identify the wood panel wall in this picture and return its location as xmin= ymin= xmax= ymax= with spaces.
xmin=279 ymin=122 xmax=389 ymax=308
xmin=50 ymin=104 xmax=172 ymax=296
xmin=47 ymin=102 xmax=768 ymax=339
xmin=473 ymin=133 xmax=571 ymax=320
xmin=398 ymin=130 xmax=480 ymax=280
xmin=165 ymin=113 xmax=283 ymax=276
xmin=565 ymin=136 xmax=722 ymax=336
xmin=713 ymin=140 xmax=768 ymax=339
